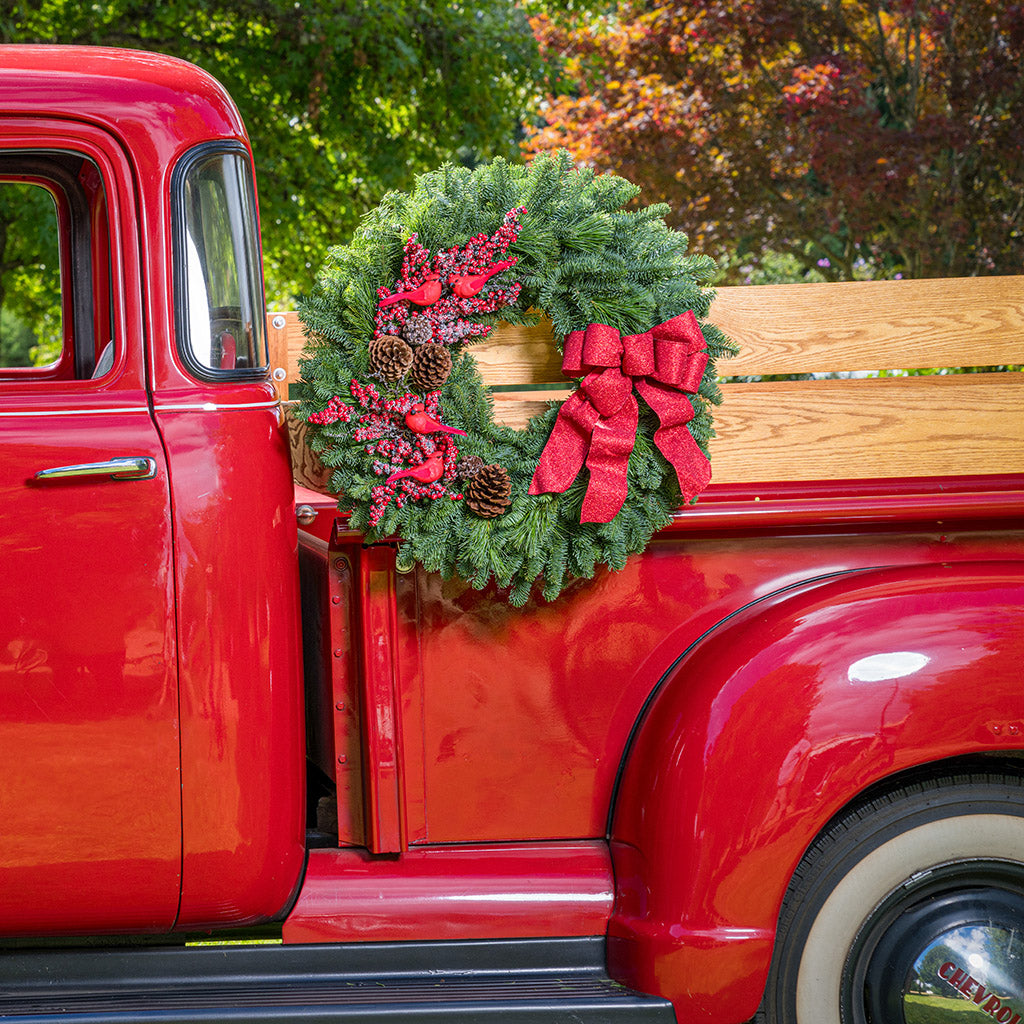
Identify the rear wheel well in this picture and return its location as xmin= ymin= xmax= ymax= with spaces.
xmin=811 ymin=750 xmax=1024 ymax=852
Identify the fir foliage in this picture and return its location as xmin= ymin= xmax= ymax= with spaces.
xmin=299 ymin=152 xmax=735 ymax=605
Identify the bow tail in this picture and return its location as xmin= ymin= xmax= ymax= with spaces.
xmin=580 ymin=397 xmax=639 ymax=523
xmin=636 ymin=380 xmax=711 ymax=502
xmin=528 ymin=391 xmax=601 ymax=496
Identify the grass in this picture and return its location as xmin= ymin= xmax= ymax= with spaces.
xmin=905 ymin=993 xmax=993 ymax=1023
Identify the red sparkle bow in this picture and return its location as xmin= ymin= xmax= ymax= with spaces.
xmin=528 ymin=310 xmax=711 ymax=523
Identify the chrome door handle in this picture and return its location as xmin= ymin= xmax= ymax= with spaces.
xmin=34 ymin=457 xmax=158 ymax=482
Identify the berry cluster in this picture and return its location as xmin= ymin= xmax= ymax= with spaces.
xmin=374 ymin=207 xmax=526 ymax=348
xmin=307 ymin=396 xmax=353 ymax=425
xmin=345 ymin=379 xmax=463 ymax=528
xmin=367 ymin=439 xmax=462 ymax=527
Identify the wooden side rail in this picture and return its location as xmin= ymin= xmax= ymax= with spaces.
xmin=270 ymin=275 xmax=1024 ymax=486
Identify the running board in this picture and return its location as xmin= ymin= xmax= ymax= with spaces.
xmin=0 ymin=937 xmax=675 ymax=1023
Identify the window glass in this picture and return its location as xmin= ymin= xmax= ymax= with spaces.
xmin=178 ymin=149 xmax=267 ymax=377
xmin=0 ymin=183 xmax=62 ymax=369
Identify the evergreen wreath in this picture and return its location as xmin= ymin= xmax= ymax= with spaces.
xmin=298 ymin=152 xmax=734 ymax=605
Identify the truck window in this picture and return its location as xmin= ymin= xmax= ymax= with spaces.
xmin=0 ymin=153 xmax=107 ymax=381
xmin=173 ymin=145 xmax=267 ymax=379
xmin=0 ymin=183 xmax=61 ymax=370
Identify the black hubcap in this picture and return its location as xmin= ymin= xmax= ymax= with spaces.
xmin=842 ymin=862 xmax=1024 ymax=1023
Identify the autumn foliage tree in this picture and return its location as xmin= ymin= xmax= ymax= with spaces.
xmin=525 ymin=1 xmax=1024 ymax=281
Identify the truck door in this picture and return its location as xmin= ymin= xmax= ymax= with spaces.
xmin=0 ymin=131 xmax=181 ymax=934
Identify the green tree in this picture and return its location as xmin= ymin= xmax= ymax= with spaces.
xmin=4 ymin=0 xmax=545 ymax=301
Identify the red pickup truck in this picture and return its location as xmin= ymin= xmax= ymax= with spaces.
xmin=2 ymin=45 xmax=1024 ymax=1024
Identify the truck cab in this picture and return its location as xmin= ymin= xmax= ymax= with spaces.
xmin=0 ymin=46 xmax=305 ymax=936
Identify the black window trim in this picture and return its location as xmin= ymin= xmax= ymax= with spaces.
xmin=170 ymin=139 xmax=269 ymax=385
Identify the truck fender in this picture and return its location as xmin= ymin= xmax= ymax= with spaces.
xmin=606 ymin=561 xmax=1024 ymax=1023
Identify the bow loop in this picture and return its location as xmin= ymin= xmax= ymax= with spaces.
xmin=529 ymin=310 xmax=711 ymax=522
xmin=563 ymin=323 xmax=621 ymax=376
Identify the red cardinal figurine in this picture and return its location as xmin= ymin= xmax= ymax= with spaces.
xmin=449 ymin=257 xmax=518 ymax=299
xmin=386 ymin=451 xmax=445 ymax=485
xmin=404 ymin=403 xmax=467 ymax=436
xmin=378 ymin=275 xmax=443 ymax=308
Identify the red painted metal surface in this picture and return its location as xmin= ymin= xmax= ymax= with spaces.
xmin=397 ymin=525 xmax=1024 ymax=845
xmin=354 ymin=544 xmax=405 ymax=853
xmin=0 ymin=48 xmax=305 ymax=932
xmin=298 ymin=526 xmax=365 ymax=846
xmin=607 ymin=562 xmax=1024 ymax=1022
xmin=293 ymin=484 xmax=340 ymax=546
xmin=302 ymin=504 xmax=1024 ymax=1024
xmin=283 ymin=842 xmax=614 ymax=943
xmin=0 ymin=405 xmax=180 ymax=935
xmin=124 ymin=41 xmax=309 ymax=922
xmin=328 ymin=541 xmax=366 ymax=847
xmin=0 ymin=100 xmax=181 ymax=934
xmin=663 ymin=477 xmax=1024 ymax=532
xmin=156 ymin=400 xmax=306 ymax=929
xmin=288 ymin=498 xmax=1022 ymax=1015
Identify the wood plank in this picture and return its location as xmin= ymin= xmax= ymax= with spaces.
xmin=267 ymin=311 xmax=297 ymax=401
xmin=270 ymin=291 xmax=1024 ymax=487
xmin=490 ymin=374 xmax=1024 ymax=483
xmin=711 ymin=373 xmax=1024 ymax=482
xmin=274 ymin=276 xmax=1024 ymax=391
xmin=491 ymin=388 xmax=570 ymax=427
xmin=470 ymin=319 xmax=563 ymax=386
xmin=267 ymin=310 xmax=566 ymax=392
xmin=714 ymin=276 xmax=1024 ymax=376
xmin=470 ymin=278 xmax=1024 ymax=381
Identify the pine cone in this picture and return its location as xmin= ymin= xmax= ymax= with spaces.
xmin=464 ymin=463 xmax=512 ymax=518
xmin=458 ymin=454 xmax=486 ymax=480
xmin=402 ymin=315 xmax=434 ymax=347
xmin=410 ymin=344 xmax=452 ymax=391
xmin=368 ymin=334 xmax=413 ymax=382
